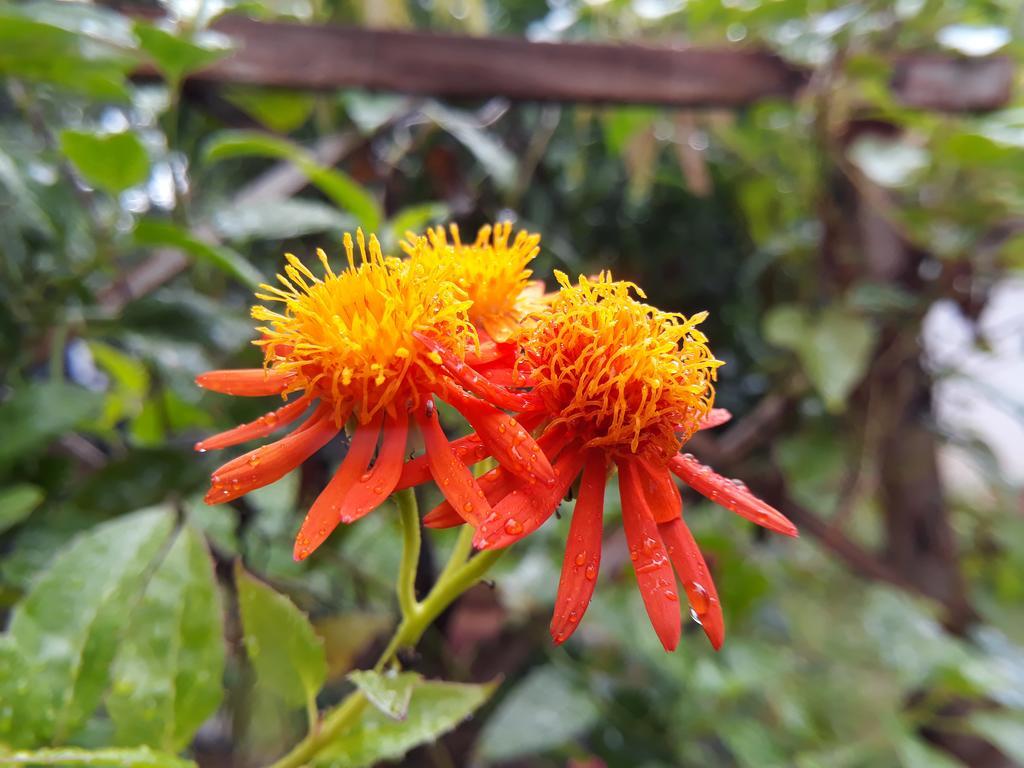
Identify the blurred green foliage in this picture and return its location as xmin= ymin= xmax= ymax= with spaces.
xmin=1 ymin=0 xmax=1023 ymax=766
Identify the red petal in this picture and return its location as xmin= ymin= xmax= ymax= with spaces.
xmin=422 ymin=502 xmax=467 ymax=529
xmin=668 ymin=453 xmax=798 ymax=537
xmin=473 ymin=444 xmax=586 ymax=550
xmin=337 ymin=407 xmax=410 ymax=523
xmin=393 ymin=412 xmax=545 ymax=492
xmin=698 ymin=408 xmax=732 ymax=431
xmin=634 ymin=456 xmax=682 ymax=524
xmin=414 ymin=399 xmax=492 ymax=526
xmin=413 ymin=331 xmax=535 ymax=411
xmin=443 ymin=386 xmax=555 ymax=486
xmin=659 ymin=517 xmax=725 ymax=650
xmin=196 ymin=368 xmax=296 ymax=396
xmin=617 ymin=457 xmax=682 ymax=652
xmin=293 ymin=410 xmax=384 ymax=561
xmin=550 ymin=451 xmax=607 ymax=645
xmin=205 ymin=404 xmax=338 ymax=505
xmin=465 ymin=338 xmax=516 ymax=366
xmin=195 ymin=394 xmax=312 ymax=452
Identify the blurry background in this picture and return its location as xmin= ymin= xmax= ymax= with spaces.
xmin=1 ymin=0 xmax=1023 ymax=766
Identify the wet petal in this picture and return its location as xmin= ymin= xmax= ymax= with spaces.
xmin=196 ymin=368 xmax=296 ymax=396
xmin=337 ymin=407 xmax=410 ymax=523
xmin=618 ymin=457 xmax=682 ymax=652
xmin=473 ymin=442 xmax=585 ymax=550
xmin=293 ymin=410 xmax=384 ymax=560
xmin=668 ymin=453 xmax=798 ymax=537
xmin=393 ymin=433 xmax=489 ymax=492
xmin=698 ymin=408 xmax=732 ymax=431
xmin=659 ymin=517 xmax=724 ymax=650
xmin=550 ymin=451 xmax=607 ymax=645
xmin=635 ymin=456 xmax=682 ymax=524
xmin=414 ymin=399 xmax=492 ymax=527
xmin=443 ymin=386 xmax=555 ymax=486
xmin=195 ymin=394 xmax=312 ymax=452
xmin=413 ymin=331 xmax=535 ymax=411
xmin=205 ymin=404 xmax=338 ymax=505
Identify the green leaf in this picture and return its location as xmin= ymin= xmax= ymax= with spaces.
xmin=349 ymin=670 xmax=421 ymax=720
xmin=764 ymin=305 xmax=875 ymax=412
xmin=108 ymin=525 xmax=225 ymax=751
xmin=3 ymin=508 xmax=175 ymax=746
xmin=0 ymin=13 xmax=134 ymax=100
xmin=476 ymin=666 xmax=598 ymax=762
xmin=0 ymin=484 xmax=44 ymax=534
xmin=422 ymin=104 xmax=516 ymax=191
xmin=0 ymin=747 xmax=195 ymax=768
xmin=0 ymin=382 xmax=104 ymax=469
xmin=223 ymin=87 xmax=316 ymax=133
xmin=967 ymin=712 xmax=1024 ymax=763
xmin=203 ymin=131 xmax=382 ymax=232
xmin=59 ymin=130 xmax=149 ymax=195
xmin=317 ymin=680 xmax=495 ymax=768
xmin=386 ymin=202 xmax=449 ymax=250
xmin=235 ymin=562 xmax=327 ymax=708
xmin=210 ymin=198 xmax=356 ymax=243
xmin=133 ymin=218 xmax=263 ymax=289
xmin=134 ymin=23 xmax=232 ymax=87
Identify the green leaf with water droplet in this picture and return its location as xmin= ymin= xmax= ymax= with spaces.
xmin=2 ymin=508 xmax=175 ymax=747
xmin=235 ymin=562 xmax=326 ymax=708
xmin=107 ymin=525 xmax=225 ymax=751
xmin=475 ymin=666 xmax=599 ymax=763
xmin=316 ymin=679 xmax=496 ymax=768
xmin=0 ymin=746 xmax=196 ymax=768
xmin=348 ymin=670 xmax=421 ymax=720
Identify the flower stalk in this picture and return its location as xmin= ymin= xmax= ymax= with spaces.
xmin=267 ymin=490 xmax=502 ymax=768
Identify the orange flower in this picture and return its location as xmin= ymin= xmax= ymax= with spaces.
xmin=422 ymin=272 xmax=797 ymax=651
xmin=402 ymin=222 xmax=548 ymax=342
xmin=196 ymin=231 xmax=554 ymax=561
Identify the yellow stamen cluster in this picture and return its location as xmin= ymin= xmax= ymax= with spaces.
xmin=252 ymin=232 xmax=474 ymax=423
xmin=518 ymin=271 xmax=722 ymax=457
xmin=402 ymin=222 xmax=545 ymax=342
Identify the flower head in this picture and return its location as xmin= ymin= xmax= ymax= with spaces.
xmin=422 ymin=272 xmax=797 ymax=652
xmin=402 ymin=222 xmax=546 ymax=342
xmin=196 ymin=231 xmax=554 ymax=561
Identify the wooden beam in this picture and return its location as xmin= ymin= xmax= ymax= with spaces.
xmin=179 ymin=17 xmax=1013 ymax=112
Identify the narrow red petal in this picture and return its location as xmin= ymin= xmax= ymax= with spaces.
xmin=422 ymin=502 xmax=467 ymax=529
xmin=443 ymin=386 xmax=555 ymax=486
xmin=668 ymin=453 xmax=798 ymax=537
xmin=196 ymin=368 xmax=296 ymax=396
xmin=698 ymin=408 xmax=732 ymax=431
xmin=195 ymin=394 xmax=312 ymax=452
xmin=617 ymin=458 xmax=682 ymax=652
xmin=337 ymin=407 xmax=410 ymax=523
xmin=413 ymin=331 xmax=535 ymax=411
xmin=634 ymin=457 xmax=683 ymax=524
xmin=393 ymin=434 xmax=488 ymax=492
xmin=293 ymin=410 xmax=385 ymax=561
xmin=473 ymin=445 xmax=586 ymax=550
xmin=550 ymin=451 xmax=607 ymax=645
xmin=205 ymin=404 xmax=338 ymax=505
xmin=659 ymin=517 xmax=725 ymax=650
xmin=465 ymin=338 xmax=516 ymax=366
xmin=393 ymin=412 xmax=546 ymax=492
xmin=414 ymin=399 xmax=492 ymax=526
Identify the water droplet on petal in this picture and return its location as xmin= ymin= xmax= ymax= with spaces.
xmin=504 ymin=518 xmax=523 ymax=535
xmin=574 ymin=552 xmax=586 ymax=567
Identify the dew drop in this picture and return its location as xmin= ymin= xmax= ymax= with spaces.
xmin=463 ymin=502 xmax=474 ymax=514
xmin=688 ymin=581 xmax=710 ymax=614
xmin=504 ymin=518 xmax=523 ymax=535
xmin=568 ymin=610 xmax=578 ymax=623
xmin=585 ymin=563 xmax=597 ymax=580
xmin=360 ymin=472 xmax=372 ymax=482
xmin=574 ymin=552 xmax=586 ymax=567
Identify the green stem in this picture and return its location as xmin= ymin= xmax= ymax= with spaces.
xmin=267 ymin=498 xmax=504 ymax=768
xmin=394 ymin=488 xmax=421 ymax=620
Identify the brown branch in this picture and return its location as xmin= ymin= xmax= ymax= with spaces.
xmin=132 ymin=17 xmax=1013 ymax=113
